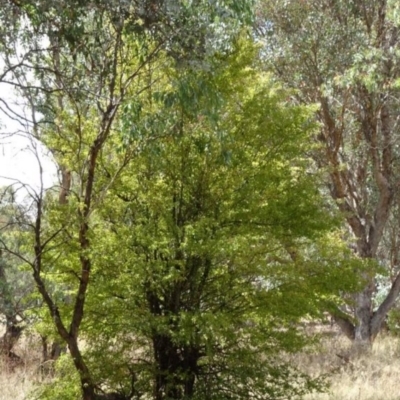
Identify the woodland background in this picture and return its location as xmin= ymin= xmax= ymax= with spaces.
xmin=0 ymin=1 xmax=400 ymax=399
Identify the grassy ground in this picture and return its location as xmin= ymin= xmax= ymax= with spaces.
xmin=297 ymin=332 xmax=400 ymax=400
xmin=2 ymin=329 xmax=400 ymax=399
xmin=0 ymin=333 xmax=45 ymax=400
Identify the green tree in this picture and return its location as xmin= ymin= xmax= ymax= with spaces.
xmin=34 ymin=42 xmax=362 ymax=400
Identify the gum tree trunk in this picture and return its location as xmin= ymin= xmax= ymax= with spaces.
xmin=259 ymin=0 xmax=400 ymax=347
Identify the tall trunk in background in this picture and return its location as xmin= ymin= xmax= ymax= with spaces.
xmin=259 ymin=0 xmax=400 ymax=346
xmin=0 ymin=253 xmax=22 ymax=358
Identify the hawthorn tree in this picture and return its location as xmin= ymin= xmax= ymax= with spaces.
xmin=32 ymin=41 xmax=364 ymax=400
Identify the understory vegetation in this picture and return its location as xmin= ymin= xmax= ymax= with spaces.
xmin=3 ymin=330 xmax=400 ymax=400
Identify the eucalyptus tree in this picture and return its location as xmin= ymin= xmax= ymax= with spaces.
xmin=258 ymin=0 xmax=400 ymax=346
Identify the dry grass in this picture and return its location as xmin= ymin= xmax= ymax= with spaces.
xmin=2 ymin=327 xmax=400 ymax=399
xmin=0 ymin=362 xmax=36 ymax=400
xmin=294 ymin=329 xmax=400 ymax=400
xmin=0 ymin=332 xmax=46 ymax=400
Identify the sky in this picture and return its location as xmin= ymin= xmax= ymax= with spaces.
xmin=0 ymin=80 xmax=57 ymax=199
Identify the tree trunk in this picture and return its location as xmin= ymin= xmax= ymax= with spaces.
xmin=68 ymin=339 xmax=97 ymax=400
xmin=152 ymin=333 xmax=199 ymax=400
xmin=1 ymin=314 xmax=23 ymax=358
xmin=353 ymin=282 xmax=375 ymax=349
xmin=0 ymin=258 xmax=22 ymax=358
xmin=334 ymin=272 xmax=398 ymax=348
xmin=260 ymin=0 xmax=400 ymax=348
xmin=148 ymin=283 xmax=200 ymax=400
xmin=40 ymin=335 xmax=66 ymax=377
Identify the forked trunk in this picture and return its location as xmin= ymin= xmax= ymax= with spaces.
xmin=336 ymin=273 xmax=397 ymax=349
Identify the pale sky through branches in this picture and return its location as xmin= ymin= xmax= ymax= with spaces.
xmin=0 ymin=79 xmax=57 ymax=199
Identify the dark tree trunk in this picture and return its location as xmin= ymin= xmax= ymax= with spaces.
xmin=152 ymin=332 xmax=199 ymax=400
xmin=68 ymin=339 xmax=97 ymax=400
xmin=148 ymin=278 xmax=201 ymax=400
xmin=153 ymin=333 xmax=181 ymax=400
